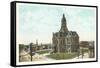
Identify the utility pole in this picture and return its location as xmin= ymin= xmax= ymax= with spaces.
xmin=30 ymin=43 xmax=33 ymax=61
xmin=81 ymin=48 xmax=84 ymax=59
xmin=78 ymin=49 xmax=80 ymax=59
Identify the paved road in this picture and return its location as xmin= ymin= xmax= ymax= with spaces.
xmin=39 ymin=53 xmax=55 ymax=61
xmin=32 ymin=53 xmax=55 ymax=61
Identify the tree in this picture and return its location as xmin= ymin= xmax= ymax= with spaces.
xmin=19 ymin=44 xmax=25 ymax=53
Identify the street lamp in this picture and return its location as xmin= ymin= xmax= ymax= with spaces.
xmin=29 ymin=43 xmax=33 ymax=61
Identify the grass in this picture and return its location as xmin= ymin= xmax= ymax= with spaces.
xmin=47 ymin=52 xmax=78 ymax=60
xmin=80 ymin=48 xmax=89 ymax=53
xmin=36 ymin=50 xmax=51 ymax=54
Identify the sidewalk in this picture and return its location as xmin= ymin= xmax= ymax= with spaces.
xmin=73 ymin=53 xmax=89 ymax=59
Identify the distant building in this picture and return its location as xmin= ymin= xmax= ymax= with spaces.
xmin=80 ymin=41 xmax=89 ymax=48
xmin=52 ymin=14 xmax=79 ymax=53
xmin=28 ymin=40 xmax=52 ymax=52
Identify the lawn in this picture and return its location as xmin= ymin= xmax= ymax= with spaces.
xmin=80 ymin=48 xmax=89 ymax=53
xmin=36 ymin=50 xmax=51 ymax=54
xmin=47 ymin=52 xmax=78 ymax=60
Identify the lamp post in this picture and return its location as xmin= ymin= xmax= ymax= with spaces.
xmin=81 ymin=48 xmax=84 ymax=59
xmin=77 ymin=48 xmax=80 ymax=59
xmin=29 ymin=43 xmax=33 ymax=61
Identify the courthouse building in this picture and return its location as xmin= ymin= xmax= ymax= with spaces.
xmin=52 ymin=14 xmax=79 ymax=53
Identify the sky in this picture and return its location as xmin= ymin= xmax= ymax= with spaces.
xmin=16 ymin=3 xmax=96 ymax=44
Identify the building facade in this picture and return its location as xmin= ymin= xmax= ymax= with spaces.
xmin=52 ymin=14 xmax=79 ymax=53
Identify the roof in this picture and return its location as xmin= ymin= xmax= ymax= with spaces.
xmin=53 ymin=31 xmax=79 ymax=37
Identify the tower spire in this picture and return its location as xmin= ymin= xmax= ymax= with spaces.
xmin=36 ymin=40 xmax=38 ymax=45
xmin=59 ymin=14 xmax=68 ymax=32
